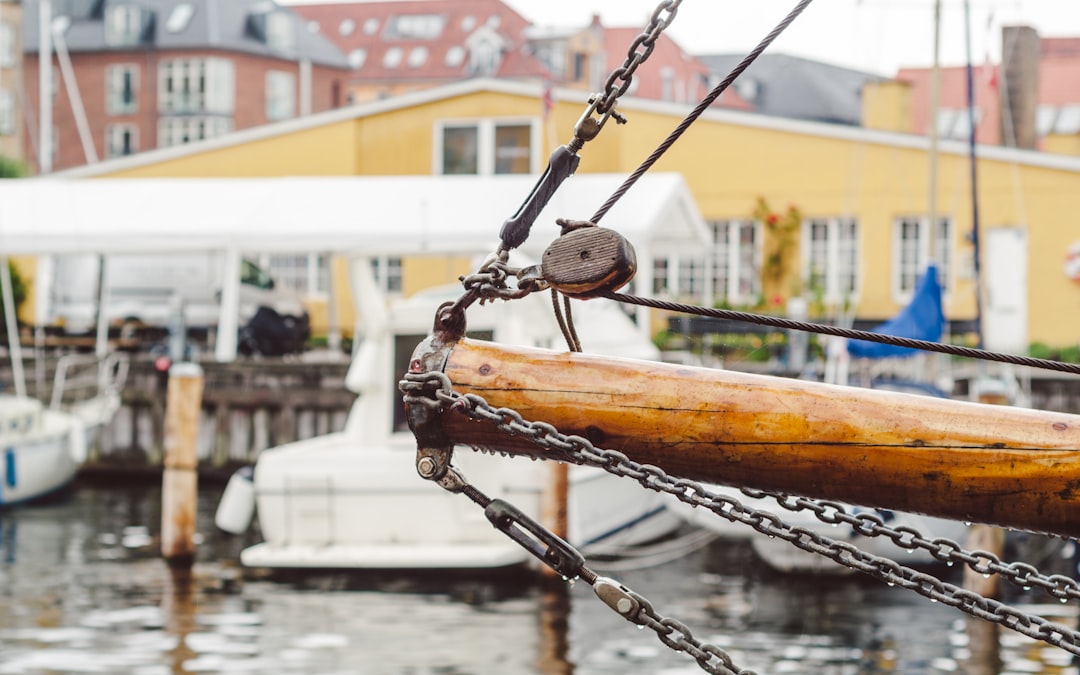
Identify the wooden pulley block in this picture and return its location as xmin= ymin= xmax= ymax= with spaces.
xmin=541 ymin=225 xmax=637 ymax=298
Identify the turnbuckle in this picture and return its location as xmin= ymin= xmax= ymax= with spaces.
xmin=484 ymin=499 xmax=586 ymax=580
xmin=497 ymin=94 xmax=627 ymax=253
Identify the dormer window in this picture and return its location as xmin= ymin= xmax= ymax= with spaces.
xmin=249 ymin=8 xmax=295 ymax=53
xmin=383 ymin=47 xmax=403 ymax=68
xmin=266 ymin=12 xmax=295 ymax=53
xmin=385 ymin=14 xmax=445 ymax=40
xmin=165 ymin=3 xmax=194 ymax=33
xmin=105 ymin=3 xmax=151 ymax=48
xmin=407 ymin=46 xmax=428 ymax=68
xmin=339 ymin=19 xmax=355 ymax=36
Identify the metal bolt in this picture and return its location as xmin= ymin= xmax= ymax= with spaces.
xmin=416 ymin=456 xmax=439 ymax=479
xmin=616 ymin=598 xmax=633 ymax=615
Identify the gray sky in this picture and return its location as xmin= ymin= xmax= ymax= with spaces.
xmin=505 ymin=0 xmax=1080 ymax=75
xmin=282 ymin=1 xmax=1080 ymax=76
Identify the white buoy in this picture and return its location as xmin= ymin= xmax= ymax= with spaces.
xmin=215 ymin=466 xmax=255 ymax=535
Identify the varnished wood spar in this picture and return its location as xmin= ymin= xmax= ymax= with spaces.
xmin=434 ymin=339 xmax=1080 ymax=538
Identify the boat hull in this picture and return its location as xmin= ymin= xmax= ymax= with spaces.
xmin=0 ymin=409 xmax=79 ymax=506
xmin=238 ymin=432 xmax=680 ymax=570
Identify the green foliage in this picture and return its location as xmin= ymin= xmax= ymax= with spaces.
xmin=0 ymin=155 xmax=29 ymax=179
xmin=1029 ymin=342 xmax=1080 ymax=363
xmin=0 ymin=260 xmax=27 ymax=332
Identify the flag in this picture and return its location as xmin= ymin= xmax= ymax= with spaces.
xmin=541 ymin=77 xmax=553 ymax=120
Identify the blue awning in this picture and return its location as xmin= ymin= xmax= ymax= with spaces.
xmin=848 ymin=264 xmax=944 ymax=359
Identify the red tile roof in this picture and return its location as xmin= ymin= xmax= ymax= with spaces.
xmin=602 ymin=27 xmax=753 ymax=111
xmin=290 ymin=0 xmax=546 ymax=82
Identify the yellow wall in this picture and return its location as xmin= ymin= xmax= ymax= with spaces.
xmin=89 ymin=86 xmax=1080 ymax=348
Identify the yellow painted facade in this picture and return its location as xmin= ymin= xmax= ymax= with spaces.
xmin=63 ymin=80 xmax=1080 ymax=349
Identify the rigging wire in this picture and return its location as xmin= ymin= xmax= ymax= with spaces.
xmin=590 ymin=0 xmax=816 ymax=225
xmin=598 ymin=290 xmax=1080 ymax=377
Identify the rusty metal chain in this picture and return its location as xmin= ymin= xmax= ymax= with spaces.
xmin=400 ymin=371 xmax=1080 ymax=663
xmin=401 ymin=372 xmax=755 ymax=674
xmin=740 ymin=488 xmax=1080 ymax=602
xmin=595 ymin=0 xmax=683 ymax=114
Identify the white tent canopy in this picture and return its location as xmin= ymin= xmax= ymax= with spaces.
xmin=0 ymin=173 xmax=710 ymax=359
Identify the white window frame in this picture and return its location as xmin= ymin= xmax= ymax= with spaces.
xmin=104 ymin=123 xmax=138 ymax=158
xmin=0 ymin=89 xmax=14 ymax=136
xmin=652 ymin=254 xmax=708 ymax=302
xmin=891 ymin=216 xmax=951 ymax=302
xmin=710 ymin=219 xmax=761 ymax=306
xmin=801 ymin=217 xmax=859 ymax=305
xmin=371 ymin=256 xmax=403 ymax=295
xmin=104 ymin=3 xmax=145 ymax=47
xmin=157 ymin=117 xmax=231 ymax=148
xmin=268 ymin=253 xmax=330 ymax=296
xmin=105 ymin=63 xmax=139 ymax=115
xmin=433 ymin=118 xmax=540 ymax=175
xmin=0 ymin=21 xmax=15 ymax=68
xmin=265 ymin=70 xmax=296 ymax=122
xmin=158 ymin=58 xmax=235 ymax=115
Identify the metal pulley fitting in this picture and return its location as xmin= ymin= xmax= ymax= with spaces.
xmin=541 ymin=221 xmax=637 ymax=298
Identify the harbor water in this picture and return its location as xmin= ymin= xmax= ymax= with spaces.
xmin=0 ymin=480 xmax=1077 ymax=674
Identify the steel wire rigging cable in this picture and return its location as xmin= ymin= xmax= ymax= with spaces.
xmin=590 ymin=0 xmax=816 ymax=224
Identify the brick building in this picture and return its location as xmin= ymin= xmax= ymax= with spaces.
xmin=21 ymin=0 xmax=349 ymax=172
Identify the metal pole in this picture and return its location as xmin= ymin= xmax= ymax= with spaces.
xmin=927 ymin=0 xmax=942 ymax=264
xmin=38 ymin=0 xmax=52 ymax=173
xmin=52 ymin=20 xmax=98 ymax=164
xmin=964 ymin=0 xmax=984 ymax=350
xmin=0 ymin=255 xmax=26 ymax=397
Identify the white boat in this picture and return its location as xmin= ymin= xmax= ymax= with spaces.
xmin=215 ymin=260 xmax=682 ymax=570
xmin=0 ymin=352 xmax=126 ymax=506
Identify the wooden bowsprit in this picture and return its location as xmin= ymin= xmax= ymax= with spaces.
xmin=411 ymin=335 xmax=1080 ymax=539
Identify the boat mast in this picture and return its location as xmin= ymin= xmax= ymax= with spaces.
xmin=38 ymin=0 xmax=51 ymax=174
xmin=927 ymin=0 xmax=942 ymax=265
xmin=963 ymin=0 xmax=984 ymax=350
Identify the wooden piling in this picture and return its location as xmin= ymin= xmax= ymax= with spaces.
xmin=161 ymin=363 xmax=204 ymax=567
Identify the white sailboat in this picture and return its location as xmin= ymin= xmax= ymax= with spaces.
xmin=215 ymin=257 xmax=682 ymax=570
xmin=1 ymin=265 xmax=126 ymax=506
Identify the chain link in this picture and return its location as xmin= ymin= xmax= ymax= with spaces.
xmin=401 ymin=371 xmax=1080 ymax=665
xmin=596 ymin=0 xmax=683 ymax=114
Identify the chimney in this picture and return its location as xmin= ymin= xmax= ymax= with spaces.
xmin=1000 ymin=25 xmax=1039 ymax=150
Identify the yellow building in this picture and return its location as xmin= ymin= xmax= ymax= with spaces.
xmin=54 ymin=77 xmax=1080 ymax=353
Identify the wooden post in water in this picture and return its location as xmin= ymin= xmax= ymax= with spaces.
xmin=161 ymin=363 xmax=204 ymax=567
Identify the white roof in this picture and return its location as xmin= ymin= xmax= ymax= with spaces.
xmin=0 ymin=173 xmax=708 ymax=257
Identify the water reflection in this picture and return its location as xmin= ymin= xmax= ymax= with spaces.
xmin=0 ymin=483 xmax=1077 ymax=674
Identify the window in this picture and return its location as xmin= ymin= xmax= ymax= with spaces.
xmin=371 ymin=257 xmax=403 ymax=294
xmin=711 ymin=219 xmax=761 ymax=305
xmin=268 ymin=254 xmax=329 ymax=294
xmin=0 ymin=21 xmax=14 ymax=68
xmin=105 ymin=64 xmax=138 ymax=115
xmin=339 ymin=19 xmax=356 ymax=36
xmin=652 ymin=259 xmax=669 ymax=295
xmin=651 ymin=256 xmax=706 ymax=300
xmin=166 ymin=4 xmax=194 ymax=33
xmin=893 ymin=216 xmax=951 ymax=298
xmin=265 ymin=11 xmax=295 ymax=53
xmin=436 ymin=119 xmax=536 ymax=175
xmin=159 ymin=58 xmax=235 ymax=114
xmin=383 ymin=47 xmax=404 ymax=69
xmin=105 ymin=124 xmax=138 ymax=158
xmin=0 ymin=89 xmax=14 ymax=135
xmin=157 ymin=117 xmax=231 ymax=148
xmin=803 ymin=217 xmax=859 ymax=304
xmin=105 ymin=4 xmax=147 ymax=47
xmin=407 ymin=46 xmax=429 ymax=68
xmin=385 ymin=14 xmax=446 ymax=40
xmin=678 ymin=257 xmax=702 ymax=299
xmin=265 ymin=71 xmax=296 ymax=121
xmin=348 ymin=49 xmax=367 ymax=70
xmin=445 ymin=45 xmax=465 ymax=68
